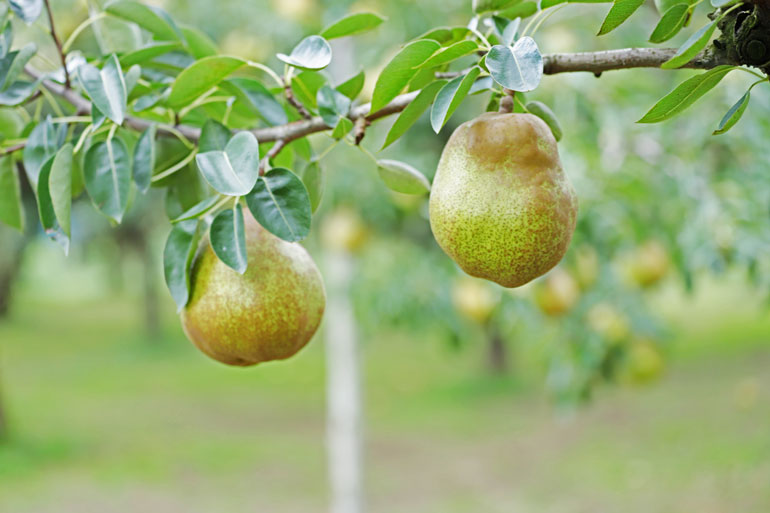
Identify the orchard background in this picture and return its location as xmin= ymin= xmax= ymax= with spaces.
xmin=1 ymin=0 xmax=769 ymax=511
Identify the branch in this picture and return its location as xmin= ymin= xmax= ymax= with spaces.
xmin=43 ymin=0 xmax=70 ymax=88
xmin=25 ymin=48 xmax=734 ymax=148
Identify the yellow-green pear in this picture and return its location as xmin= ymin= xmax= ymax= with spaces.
xmin=430 ymin=113 xmax=578 ymax=288
xmin=181 ymin=213 xmax=325 ymax=366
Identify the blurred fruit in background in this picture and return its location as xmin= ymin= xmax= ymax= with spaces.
xmin=534 ymin=268 xmax=580 ymax=317
xmin=573 ymin=244 xmax=599 ymax=290
xmin=622 ymin=240 xmax=670 ymax=289
xmin=451 ymin=277 xmax=499 ymax=324
xmin=321 ymin=207 xmax=369 ymax=254
xmin=587 ymin=303 xmax=631 ymax=344
xmin=622 ymin=338 xmax=664 ymax=384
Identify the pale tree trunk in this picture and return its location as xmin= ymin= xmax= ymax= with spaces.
xmin=324 ymin=251 xmax=363 ymax=513
xmin=486 ymin=323 xmax=508 ymax=375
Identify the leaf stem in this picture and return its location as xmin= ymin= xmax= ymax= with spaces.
xmin=246 ymin=61 xmax=284 ymax=88
xmin=151 ymin=147 xmax=198 ymax=183
xmin=62 ymin=12 xmax=107 ymax=53
xmin=43 ymin=0 xmax=70 ymax=87
xmin=73 ymin=125 xmax=94 ymax=154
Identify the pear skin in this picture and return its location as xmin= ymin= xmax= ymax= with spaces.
xmin=181 ymin=213 xmax=325 ymax=366
xmin=429 ymin=113 xmax=578 ymax=288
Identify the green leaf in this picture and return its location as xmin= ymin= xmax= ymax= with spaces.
xmin=245 ymin=168 xmax=311 ymax=242
xmin=382 ymin=79 xmax=446 ymax=149
xmin=321 ymin=12 xmax=386 ymax=39
xmin=36 ymin=155 xmax=69 ymax=253
xmin=277 ymin=35 xmax=332 ymax=71
xmin=430 ymin=68 xmax=480 ymax=133
xmin=105 ymin=1 xmax=184 ymax=42
xmin=0 ymin=156 xmax=23 ymax=230
xmin=0 ymin=80 xmax=37 ymax=105
xmin=180 ymin=25 xmax=218 ymax=58
xmin=661 ymin=20 xmax=718 ymax=69
xmin=317 ymin=85 xmax=351 ymax=127
xmin=133 ymin=124 xmax=156 ymax=193
xmin=419 ymin=27 xmax=472 ymax=46
xmin=171 ymin=195 xmax=220 ymax=223
xmin=376 ymin=159 xmax=431 ymax=194
xmin=296 ymin=160 xmax=323 ymax=212
xmin=83 ymin=137 xmax=132 ymax=223
xmin=495 ymin=16 xmax=521 ymax=46
xmin=498 ymin=2 xmax=538 ymax=19
xmin=163 ymin=219 xmax=200 ymax=311
xmin=486 ymin=37 xmax=543 ymax=92
xmin=419 ymin=40 xmax=480 ymax=69
xmin=195 ymin=131 xmax=259 ymax=196
xmin=370 ymin=39 xmax=440 ymax=113
xmin=123 ymin=64 xmax=140 ymax=95
xmin=0 ymin=42 xmax=35 ymax=90
xmin=48 ymin=143 xmax=73 ymax=236
xmin=336 ymin=70 xmax=365 ymax=100
xmin=199 ymin=119 xmax=231 ymax=152
xmin=290 ymin=70 xmax=327 ymax=111
xmin=330 ymin=117 xmax=353 ymax=139
xmin=209 ymin=203 xmax=247 ymax=273
xmin=22 ymin=117 xmax=62 ymax=187
xmin=119 ymin=42 xmax=180 ymax=67
xmin=598 ymin=0 xmax=645 ymax=35
xmin=525 ymin=101 xmax=563 ymax=141
xmin=638 ymin=65 xmax=734 ymax=123
xmin=473 ymin=0 xmax=521 ymax=13
xmin=167 ymin=55 xmax=245 ymax=109
xmin=225 ymin=78 xmax=287 ymax=126
xmin=8 ymin=0 xmax=42 ymax=24
xmin=469 ymin=76 xmax=493 ymax=94
xmin=713 ymin=91 xmax=750 ymax=135
xmin=649 ymin=3 xmax=689 ymax=43
xmin=711 ymin=0 xmax=739 ymax=6
xmin=77 ymin=54 xmax=127 ymax=124
xmin=0 ymin=20 xmax=13 ymax=58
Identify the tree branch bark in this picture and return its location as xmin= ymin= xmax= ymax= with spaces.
xmin=23 ymin=47 xmax=733 ymax=148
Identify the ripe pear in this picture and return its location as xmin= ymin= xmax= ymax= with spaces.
xmin=181 ymin=213 xmax=326 ymax=366
xmin=624 ymin=240 xmax=670 ymax=288
xmin=430 ymin=113 xmax=578 ymax=288
xmin=534 ymin=267 xmax=580 ymax=316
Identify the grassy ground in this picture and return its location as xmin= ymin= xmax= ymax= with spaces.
xmin=1 ymin=266 xmax=769 ymax=512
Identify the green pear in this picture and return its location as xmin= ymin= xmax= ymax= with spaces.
xmin=429 ymin=113 xmax=577 ymax=288
xmin=181 ymin=213 xmax=325 ymax=366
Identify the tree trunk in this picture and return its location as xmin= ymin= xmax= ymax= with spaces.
xmin=325 ymin=251 xmax=363 ymax=513
xmin=140 ymin=236 xmax=160 ymax=341
xmin=0 ymin=244 xmax=25 ymax=317
xmin=486 ymin=323 xmax=508 ymax=375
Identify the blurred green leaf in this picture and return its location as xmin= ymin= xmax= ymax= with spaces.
xmin=431 ymin=67 xmax=480 ymax=133
xmin=649 ymin=3 xmax=689 ymax=43
xmin=167 ymin=56 xmax=245 ymax=109
xmin=598 ymin=0 xmax=645 ymax=35
xmin=119 ymin=42 xmax=180 ymax=67
xmin=419 ymin=26 xmax=472 ymax=46
xmin=196 ymin=132 xmax=259 ymax=196
xmin=419 ymin=40 xmax=480 ymax=69
xmin=22 ymin=117 xmax=62 ymax=187
xmin=371 ymin=39 xmax=440 ymax=112
xmin=48 ymin=143 xmax=73 ymax=236
xmin=277 ymin=35 xmax=332 ymax=71
xmin=163 ymin=218 xmax=200 ymax=311
xmin=245 ymin=168 xmax=311 ymax=242
xmin=0 ymin=155 xmax=23 ymax=231
xmin=180 ymin=25 xmax=218 ymax=58
xmin=713 ymin=91 xmax=749 ymax=135
xmin=525 ymin=101 xmax=563 ymax=141
xmin=473 ymin=0 xmax=521 ymax=13
xmin=36 ymin=154 xmax=69 ymax=254
xmin=76 ymin=54 xmax=127 ymax=124
xmin=133 ymin=124 xmax=156 ymax=193
xmin=0 ymin=80 xmax=37 ymax=105
xmin=661 ymin=20 xmax=718 ymax=69
xmin=336 ymin=70 xmax=365 ymax=100
xmin=225 ymin=78 xmax=287 ymax=126
xmin=377 ymin=159 xmax=431 ymax=194
xmin=291 ymin=70 xmax=327 ymax=111
xmin=317 ymin=85 xmax=351 ymax=127
xmin=199 ymin=119 xmax=231 ymax=152
xmin=210 ymin=203 xmax=247 ymax=273
xmin=84 ymin=137 xmax=131 ymax=223
xmin=382 ymin=79 xmax=446 ymax=149
xmin=296 ymin=160 xmax=323 ymax=212
xmin=106 ymin=1 xmax=184 ymax=42
xmin=321 ymin=12 xmax=385 ymax=39
xmin=638 ymin=65 xmax=734 ymax=123
xmin=331 ymin=116 xmax=353 ymax=139
xmin=8 ymin=0 xmax=42 ymax=24
xmin=0 ymin=42 xmax=35 ymax=90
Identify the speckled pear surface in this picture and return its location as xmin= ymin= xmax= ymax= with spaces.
xmin=181 ymin=214 xmax=325 ymax=366
xmin=429 ymin=113 xmax=578 ymax=288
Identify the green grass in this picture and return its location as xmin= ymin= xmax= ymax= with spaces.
xmin=0 ymin=273 xmax=769 ymax=512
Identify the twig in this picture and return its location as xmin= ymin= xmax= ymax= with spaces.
xmin=353 ymin=117 xmax=369 ymax=145
xmin=24 ymin=48 xmax=734 ymax=147
xmin=259 ymin=139 xmax=287 ymax=175
xmin=43 ymin=0 xmax=70 ymax=88
xmin=0 ymin=143 xmax=25 ymax=156
xmin=284 ymin=82 xmax=312 ymax=120
xmin=499 ymin=89 xmax=515 ymax=113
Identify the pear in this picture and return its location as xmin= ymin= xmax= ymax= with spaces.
xmin=181 ymin=213 xmax=325 ymax=366
xmin=429 ymin=113 xmax=578 ymax=288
